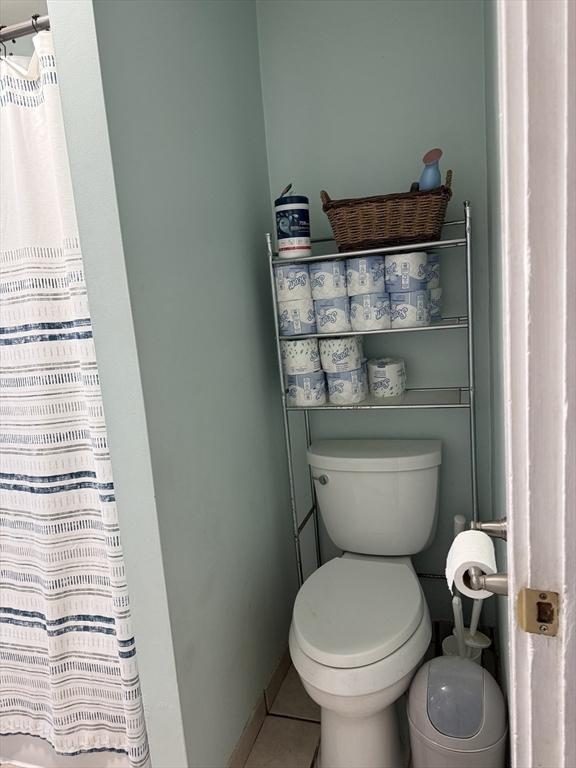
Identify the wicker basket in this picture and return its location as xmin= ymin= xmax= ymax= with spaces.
xmin=321 ymin=171 xmax=452 ymax=252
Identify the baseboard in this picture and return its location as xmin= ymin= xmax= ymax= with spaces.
xmin=227 ymin=694 xmax=267 ymax=768
xmin=264 ymin=649 xmax=291 ymax=711
xmin=227 ymin=648 xmax=290 ymax=768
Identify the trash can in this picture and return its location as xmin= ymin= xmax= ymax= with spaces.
xmin=408 ymin=656 xmax=507 ymax=768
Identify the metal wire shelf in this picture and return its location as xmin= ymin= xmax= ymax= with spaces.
xmin=285 ymin=387 xmax=470 ymax=411
xmin=277 ymin=315 xmax=468 ymax=341
xmin=270 ymin=224 xmax=466 ymax=265
xmin=266 ymin=202 xmax=477 ymax=585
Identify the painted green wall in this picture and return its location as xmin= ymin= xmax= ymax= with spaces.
xmin=92 ymin=2 xmax=297 ymax=765
xmin=256 ymin=0 xmax=493 ymax=621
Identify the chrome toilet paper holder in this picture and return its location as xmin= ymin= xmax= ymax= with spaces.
xmin=467 ymin=518 xmax=508 ymax=596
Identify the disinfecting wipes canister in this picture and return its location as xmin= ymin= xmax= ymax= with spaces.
xmin=368 ymin=357 xmax=406 ymax=398
xmin=385 ymin=252 xmax=428 ymax=292
xmin=326 ymin=366 xmax=367 ymax=405
xmin=274 ymin=263 xmax=312 ymax=302
xmin=390 ymin=290 xmax=430 ymax=328
xmin=286 ymin=371 xmax=326 ymax=406
xmin=314 ymin=296 xmax=351 ymax=333
xmin=349 ymin=292 xmax=391 ymax=331
xmin=309 ymin=261 xmax=347 ymax=299
xmin=280 ymin=338 xmax=321 ymax=374
xmin=319 ymin=336 xmax=363 ymax=373
xmin=278 ymin=298 xmax=316 ymax=336
xmin=275 ymin=195 xmax=311 ymax=258
xmin=346 ymin=256 xmax=385 ymax=295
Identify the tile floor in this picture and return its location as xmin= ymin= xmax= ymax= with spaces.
xmin=243 ymin=621 xmax=500 ymax=768
xmin=244 ymin=665 xmax=321 ymax=768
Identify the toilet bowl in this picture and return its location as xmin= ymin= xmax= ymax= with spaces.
xmin=289 ymin=440 xmax=442 ymax=768
xmin=290 ymin=555 xmax=431 ymax=768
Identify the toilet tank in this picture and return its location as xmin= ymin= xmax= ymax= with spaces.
xmin=307 ymin=439 xmax=441 ymax=556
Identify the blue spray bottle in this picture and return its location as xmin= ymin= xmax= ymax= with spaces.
xmin=419 ymin=148 xmax=443 ymax=191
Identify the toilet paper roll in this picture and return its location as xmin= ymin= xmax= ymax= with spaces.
xmin=325 ymin=367 xmax=367 ymax=405
xmin=426 ymin=253 xmax=440 ymax=289
xmin=430 ymin=287 xmax=443 ymax=320
xmin=309 ymin=261 xmax=347 ymax=299
xmin=274 ymin=263 xmax=312 ymax=302
xmin=319 ymin=336 xmax=363 ymax=373
xmin=390 ymin=290 xmax=430 ymax=328
xmin=346 ymin=256 xmax=385 ymax=296
xmin=286 ymin=371 xmax=327 ymax=407
xmin=280 ymin=339 xmax=321 ymax=374
xmin=278 ymin=298 xmax=316 ymax=336
xmin=446 ymin=530 xmax=497 ymax=600
xmin=360 ymin=359 xmax=369 ymax=398
xmin=385 ymin=252 xmax=428 ymax=292
xmin=349 ymin=292 xmax=391 ymax=331
xmin=368 ymin=357 xmax=406 ymax=398
xmin=314 ymin=297 xmax=351 ymax=333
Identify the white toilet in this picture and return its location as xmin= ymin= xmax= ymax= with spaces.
xmin=289 ymin=439 xmax=442 ymax=768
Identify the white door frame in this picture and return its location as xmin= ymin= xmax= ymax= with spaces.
xmin=497 ymin=1 xmax=575 ymax=766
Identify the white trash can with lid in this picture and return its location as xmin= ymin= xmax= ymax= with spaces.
xmin=408 ymin=656 xmax=507 ymax=768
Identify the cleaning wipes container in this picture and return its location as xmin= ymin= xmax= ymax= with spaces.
xmin=408 ymin=657 xmax=507 ymax=768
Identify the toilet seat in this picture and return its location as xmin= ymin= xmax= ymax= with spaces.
xmin=292 ymin=556 xmax=424 ymax=669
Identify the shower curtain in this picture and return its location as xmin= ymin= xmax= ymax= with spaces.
xmin=0 ymin=32 xmax=149 ymax=766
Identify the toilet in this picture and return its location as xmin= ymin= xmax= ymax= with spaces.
xmin=289 ymin=439 xmax=442 ymax=768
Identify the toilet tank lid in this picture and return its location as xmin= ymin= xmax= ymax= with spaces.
xmin=307 ymin=439 xmax=442 ymax=472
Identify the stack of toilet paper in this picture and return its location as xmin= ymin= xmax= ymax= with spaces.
xmin=367 ymin=357 xmax=407 ymax=398
xmin=309 ymin=261 xmax=351 ymax=333
xmin=346 ymin=255 xmax=390 ymax=331
xmin=319 ymin=337 xmax=367 ymax=405
xmin=382 ymin=252 xmax=443 ymax=328
xmin=281 ymin=338 xmax=327 ymax=406
xmin=426 ymin=253 xmax=442 ymax=320
xmin=275 ymin=263 xmax=317 ymax=336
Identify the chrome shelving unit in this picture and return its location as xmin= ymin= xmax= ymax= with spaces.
xmin=266 ymin=201 xmax=477 ymax=585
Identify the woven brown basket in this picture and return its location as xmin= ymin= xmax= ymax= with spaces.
xmin=321 ymin=170 xmax=453 ymax=252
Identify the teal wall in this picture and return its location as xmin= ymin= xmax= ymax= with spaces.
xmin=92 ymin=2 xmax=297 ymax=766
xmin=90 ymin=0 xmax=499 ymax=762
xmin=257 ymin=0 xmax=493 ymax=621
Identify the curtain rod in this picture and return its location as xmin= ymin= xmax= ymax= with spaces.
xmin=0 ymin=15 xmax=50 ymax=43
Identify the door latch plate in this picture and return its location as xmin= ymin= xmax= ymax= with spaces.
xmin=517 ymin=588 xmax=559 ymax=636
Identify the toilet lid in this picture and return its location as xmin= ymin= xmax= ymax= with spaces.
xmin=292 ymin=557 xmax=424 ymax=668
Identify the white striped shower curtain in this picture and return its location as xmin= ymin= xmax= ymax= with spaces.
xmin=0 ymin=32 xmax=149 ymax=766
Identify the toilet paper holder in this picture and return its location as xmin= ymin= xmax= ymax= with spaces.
xmin=471 ymin=518 xmax=507 ymax=541
xmin=467 ymin=518 xmax=508 ymax=596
